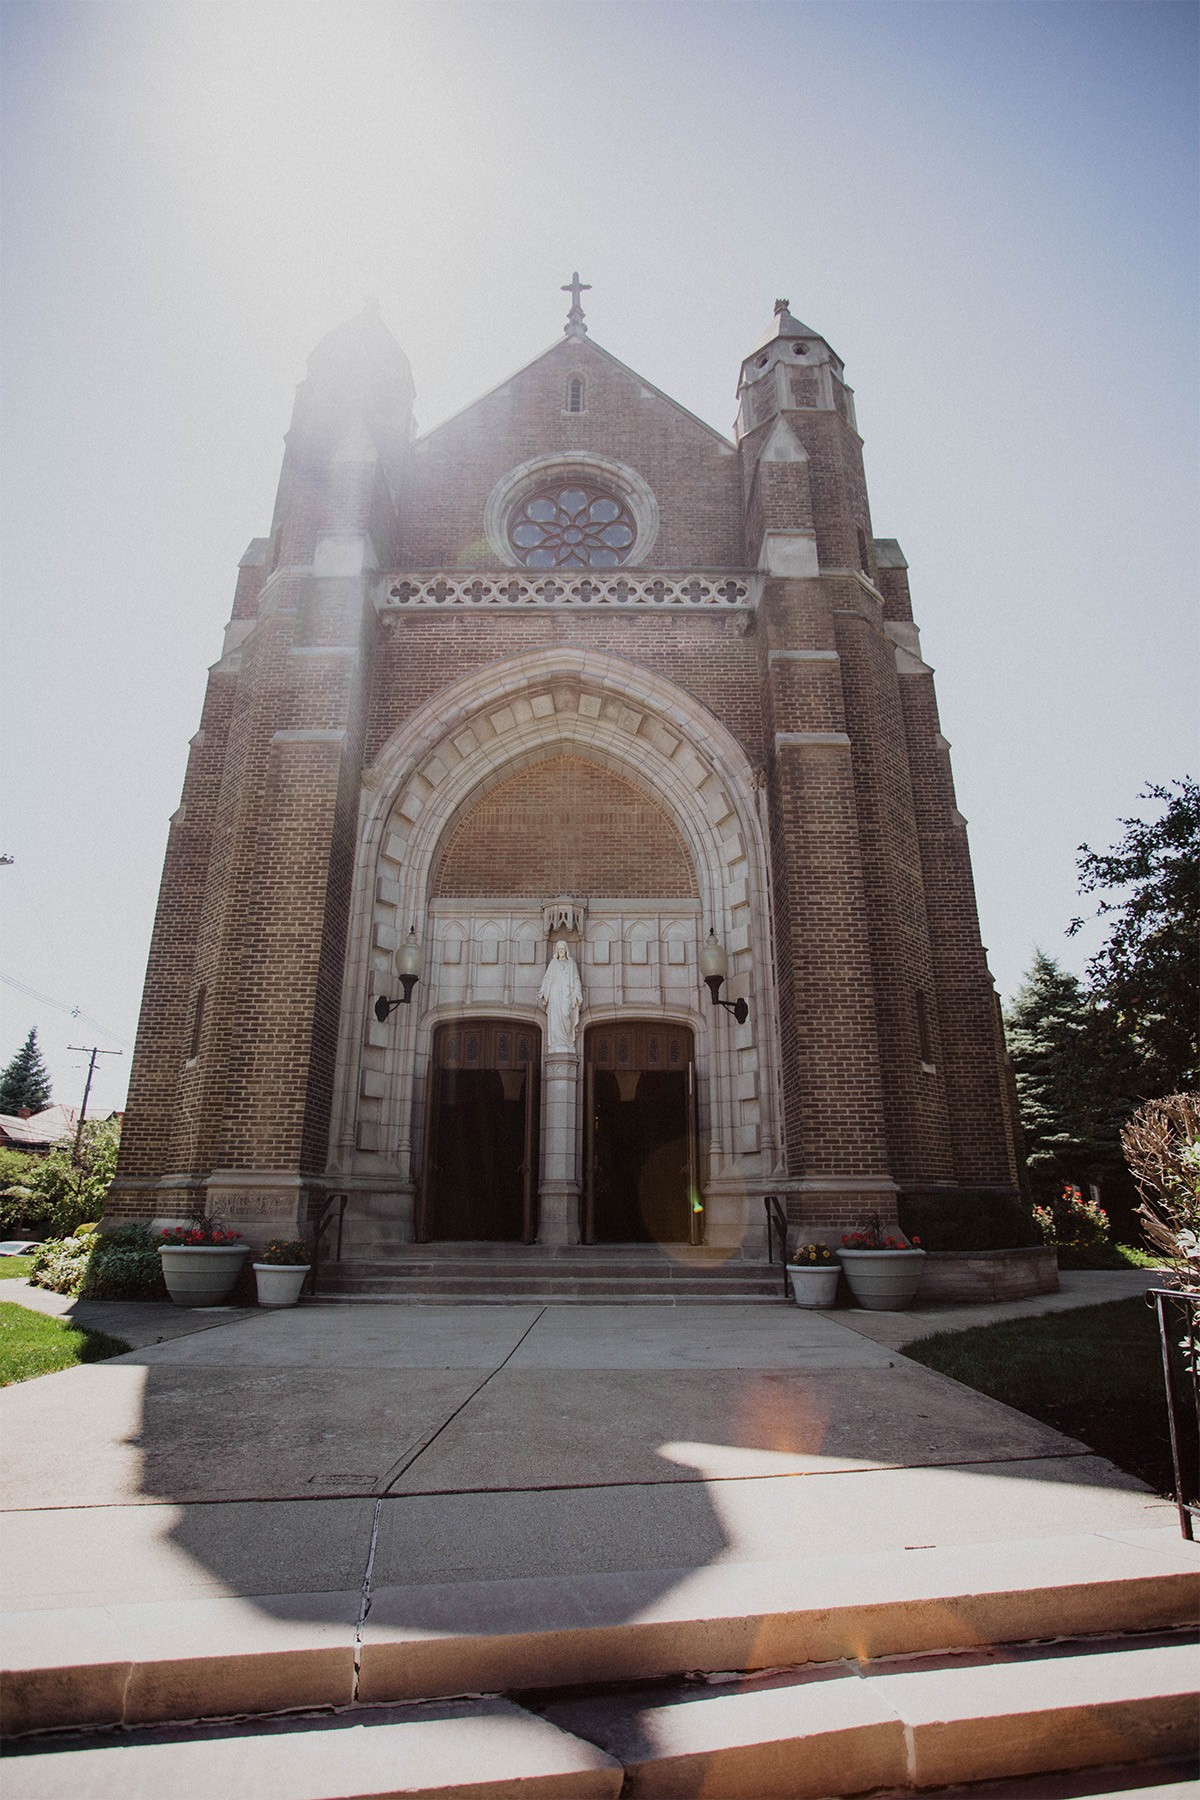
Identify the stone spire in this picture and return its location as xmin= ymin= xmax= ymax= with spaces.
xmin=736 ymin=299 xmax=853 ymax=443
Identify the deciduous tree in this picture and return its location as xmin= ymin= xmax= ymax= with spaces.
xmin=1069 ymin=779 xmax=1199 ymax=1093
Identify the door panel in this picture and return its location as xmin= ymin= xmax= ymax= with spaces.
xmin=423 ymin=1021 xmax=540 ymax=1242
xmin=585 ymin=1023 xmax=697 ymax=1244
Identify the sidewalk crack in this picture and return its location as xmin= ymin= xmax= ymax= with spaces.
xmin=353 ymin=1306 xmax=548 ymax=1698
xmin=352 ymin=1497 xmax=382 ymax=1702
xmin=374 ymin=1306 xmax=547 ymax=1497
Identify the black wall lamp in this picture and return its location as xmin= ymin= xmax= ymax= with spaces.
xmin=374 ymin=927 xmax=424 ymax=1022
xmin=699 ymin=927 xmax=749 ymax=1025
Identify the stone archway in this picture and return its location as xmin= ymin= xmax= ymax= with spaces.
xmin=329 ymin=649 xmax=781 ymax=1253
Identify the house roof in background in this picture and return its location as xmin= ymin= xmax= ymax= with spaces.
xmin=0 ymin=1104 xmax=79 ymax=1148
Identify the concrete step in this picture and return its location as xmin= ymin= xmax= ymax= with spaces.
xmin=312 ymin=1291 xmax=786 ymax=1304
xmin=536 ymin=1632 xmax=1199 ymax=1798
xmin=867 ymin=1757 xmax=1200 ymax=1797
xmin=316 ymin=1276 xmax=783 ymax=1296
xmin=4 ymin=1530 xmax=1195 ymax=1739
xmin=0 ymin=1697 xmax=624 ymax=1798
xmin=3 ymin=1635 xmax=1194 ymax=1799
xmin=317 ymin=1249 xmax=779 ymax=1273
xmin=324 ymin=1242 xmax=759 ymax=1260
xmin=317 ymin=1248 xmax=788 ymax=1303
xmin=319 ymin=1260 xmax=781 ymax=1278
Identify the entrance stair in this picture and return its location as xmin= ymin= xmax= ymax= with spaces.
xmin=315 ymin=1241 xmax=787 ymax=1304
xmin=3 ymin=1530 xmax=1196 ymax=1795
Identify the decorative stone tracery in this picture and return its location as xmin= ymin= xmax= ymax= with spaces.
xmin=381 ymin=569 xmax=753 ymax=610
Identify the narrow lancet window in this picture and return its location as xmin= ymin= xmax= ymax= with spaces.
xmin=915 ymin=989 xmax=934 ymax=1066
xmin=566 ymin=376 xmax=584 ymax=413
xmin=189 ymin=986 xmax=206 ymax=1061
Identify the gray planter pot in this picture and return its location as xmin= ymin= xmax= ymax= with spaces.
xmin=839 ymin=1248 xmax=926 ymax=1311
xmin=253 ymin=1263 xmax=310 ymax=1308
xmin=159 ymin=1244 xmax=248 ymax=1307
xmin=786 ymin=1264 xmax=840 ymax=1308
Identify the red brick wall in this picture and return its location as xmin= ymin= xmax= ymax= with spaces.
xmin=400 ymin=336 xmax=745 ymax=570
xmin=435 ymin=755 xmax=697 ymax=898
xmin=367 ymin=609 xmax=766 ymax=770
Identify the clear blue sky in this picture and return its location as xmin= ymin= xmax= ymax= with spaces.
xmin=2 ymin=0 xmax=1196 ymax=1115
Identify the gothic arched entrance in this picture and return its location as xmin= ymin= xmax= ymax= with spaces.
xmin=584 ymin=1022 xmax=700 ymax=1245
xmin=333 ymin=647 xmax=782 ymax=1255
xmin=419 ymin=1020 xmax=541 ymax=1242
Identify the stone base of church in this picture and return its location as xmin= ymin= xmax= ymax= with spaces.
xmin=333 ymin=1182 xmax=416 ymax=1257
xmin=780 ymin=1179 xmax=901 ymax=1248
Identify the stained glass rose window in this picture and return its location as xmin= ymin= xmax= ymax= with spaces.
xmin=508 ymin=484 xmax=636 ymax=568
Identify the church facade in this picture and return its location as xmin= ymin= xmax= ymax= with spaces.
xmin=109 ymin=290 xmax=1022 ymax=1258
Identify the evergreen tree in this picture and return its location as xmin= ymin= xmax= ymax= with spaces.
xmin=0 ymin=1028 xmax=52 ymax=1116
xmin=1004 ymin=953 xmax=1143 ymax=1209
xmin=1069 ymin=778 xmax=1199 ymax=1094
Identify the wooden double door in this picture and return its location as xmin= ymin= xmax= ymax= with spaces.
xmin=585 ymin=1022 xmax=701 ymax=1244
xmin=420 ymin=1020 xmax=540 ymax=1242
xmin=419 ymin=1016 xmax=701 ymax=1245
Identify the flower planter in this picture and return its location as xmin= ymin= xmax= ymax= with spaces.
xmin=159 ymin=1244 xmax=248 ymax=1307
xmin=915 ymin=1246 xmax=1058 ymax=1303
xmin=786 ymin=1264 xmax=840 ymax=1308
xmin=253 ymin=1263 xmax=310 ymax=1308
xmin=839 ymin=1248 xmax=926 ymax=1311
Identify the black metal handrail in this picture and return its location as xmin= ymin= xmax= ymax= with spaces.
xmin=1146 ymin=1287 xmax=1199 ymax=1541
xmin=309 ymin=1192 xmax=349 ymax=1298
xmin=764 ymin=1194 xmax=791 ymax=1298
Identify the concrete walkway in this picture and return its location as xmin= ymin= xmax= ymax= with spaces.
xmin=0 ymin=1271 xmax=1176 ymax=1616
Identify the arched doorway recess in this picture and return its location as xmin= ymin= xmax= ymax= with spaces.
xmin=330 ymin=649 xmax=782 ymax=1253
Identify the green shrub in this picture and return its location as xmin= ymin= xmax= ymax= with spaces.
xmin=29 ymin=1224 xmax=165 ymax=1301
xmin=28 ymin=1236 xmax=91 ymax=1294
xmin=897 ymin=1190 xmax=1040 ymax=1252
xmin=15 ymin=1120 xmax=121 ymax=1239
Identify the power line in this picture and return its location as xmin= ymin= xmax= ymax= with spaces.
xmin=0 ymin=972 xmax=128 ymax=1047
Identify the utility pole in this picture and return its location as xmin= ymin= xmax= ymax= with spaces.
xmin=68 ymin=1045 xmax=122 ymax=1161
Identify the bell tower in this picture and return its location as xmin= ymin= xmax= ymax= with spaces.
xmin=111 ymin=306 xmax=417 ymax=1239
xmin=741 ymin=300 xmax=1019 ymax=1229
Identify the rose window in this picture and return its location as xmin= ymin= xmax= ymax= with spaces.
xmin=508 ymin=483 xmax=636 ymax=568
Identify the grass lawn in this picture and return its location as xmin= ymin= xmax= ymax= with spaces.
xmin=0 ymin=1301 xmax=130 ymax=1387
xmin=904 ymin=1297 xmax=1194 ymax=1499
xmin=0 ymin=1255 xmax=36 ymax=1280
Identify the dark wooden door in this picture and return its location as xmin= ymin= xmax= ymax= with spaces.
xmin=421 ymin=1021 xmax=541 ymax=1242
xmin=584 ymin=1023 xmax=699 ymax=1244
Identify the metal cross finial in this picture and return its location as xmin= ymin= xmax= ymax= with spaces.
xmin=562 ymin=271 xmax=591 ymax=338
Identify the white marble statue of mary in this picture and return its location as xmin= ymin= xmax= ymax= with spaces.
xmin=538 ymin=939 xmax=583 ymax=1052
